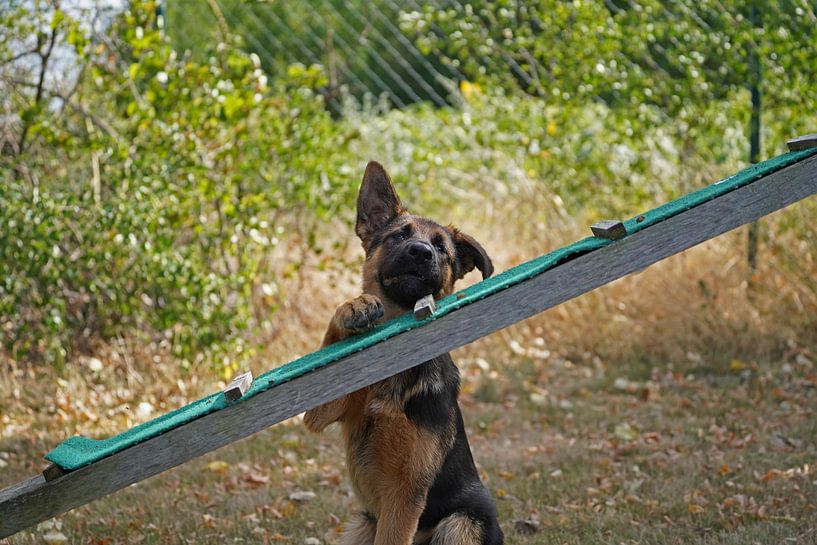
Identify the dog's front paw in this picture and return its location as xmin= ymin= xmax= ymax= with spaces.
xmin=303 ymin=407 xmax=328 ymax=432
xmin=336 ymin=294 xmax=384 ymax=332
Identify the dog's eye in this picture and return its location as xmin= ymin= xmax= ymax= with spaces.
xmin=392 ymin=232 xmax=406 ymax=241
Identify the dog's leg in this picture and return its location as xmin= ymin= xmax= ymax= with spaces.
xmin=303 ymin=394 xmax=350 ymax=432
xmin=304 ymin=388 xmax=367 ymax=432
xmin=343 ymin=511 xmax=377 ymax=545
xmin=304 ymin=294 xmax=383 ymax=432
xmin=369 ymin=411 xmax=445 ymax=545
xmin=373 ymin=498 xmax=425 ymax=545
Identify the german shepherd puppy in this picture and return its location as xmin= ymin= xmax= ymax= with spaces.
xmin=304 ymin=162 xmax=503 ymax=545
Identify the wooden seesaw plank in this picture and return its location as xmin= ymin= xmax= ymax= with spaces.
xmin=2 ymin=153 xmax=817 ymax=537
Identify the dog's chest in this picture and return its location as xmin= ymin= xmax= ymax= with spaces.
xmin=341 ymin=370 xmax=448 ymax=515
xmin=344 ymin=410 xmax=415 ymax=509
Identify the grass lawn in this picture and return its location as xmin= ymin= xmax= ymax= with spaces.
xmin=3 ymin=231 xmax=817 ymax=544
xmin=3 ymin=333 xmax=816 ymax=545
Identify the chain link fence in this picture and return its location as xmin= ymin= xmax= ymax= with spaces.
xmin=161 ymin=0 xmax=817 ymax=274
xmin=162 ymin=1 xmax=817 ymax=123
xmin=164 ymin=0 xmax=462 ymax=108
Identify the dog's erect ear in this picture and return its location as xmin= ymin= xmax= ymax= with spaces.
xmin=355 ymin=161 xmax=403 ymax=247
xmin=452 ymin=229 xmax=494 ymax=280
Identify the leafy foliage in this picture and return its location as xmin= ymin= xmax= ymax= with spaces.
xmin=402 ymin=0 xmax=817 ymax=154
xmin=1 ymin=1 xmax=356 ymax=368
xmin=2 ymin=1 xmax=816 ymax=369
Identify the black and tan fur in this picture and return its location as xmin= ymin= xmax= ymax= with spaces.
xmin=304 ymin=162 xmax=503 ymax=545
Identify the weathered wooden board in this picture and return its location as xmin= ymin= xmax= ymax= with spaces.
xmin=2 ymin=153 xmax=816 ymax=537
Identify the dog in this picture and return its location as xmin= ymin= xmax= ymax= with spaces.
xmin=304 ymin=162 xmax=503 ymax=545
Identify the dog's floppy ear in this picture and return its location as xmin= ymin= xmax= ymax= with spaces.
xmin=452 ymin=228 xmax=494 ymax=280
xmin=355 ymin=161 xmax=404 ymax=248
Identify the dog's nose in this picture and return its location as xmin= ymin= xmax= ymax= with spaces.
xmin=407 ymin=241 xmax=433 ymax=263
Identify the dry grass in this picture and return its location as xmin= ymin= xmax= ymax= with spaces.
xmin=2 ymin=199 xmax=817 ymax=544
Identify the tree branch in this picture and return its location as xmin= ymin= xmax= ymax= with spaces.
xmin=0 ymin=49 xmax=39 ymax=66
xmin=17 ymin=25 xmax=59 ymax=154
xmin=8 ymin=77 xmax=120 ymax=140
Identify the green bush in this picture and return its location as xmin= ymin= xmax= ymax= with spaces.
xmin=1 ymin=2 xmax=358 ymax=369
xmin=402 ymin=1 xmax=817 ymax=122
xmin=3 ymin=1 xmax=815 ymax=370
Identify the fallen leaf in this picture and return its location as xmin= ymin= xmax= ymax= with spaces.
xmin=205 ymin=460 xmax=230 ymax=474
xmin=289 ymin=490 xmax=317 ymax=502
xmin=771 ymin=387 xmax=789 ymax=400
xmin=242 ymin=513 xmax=260 ymax=523
xmin=614 ymin=422 xmax=638 ymax=441
xmin=760 ymin=469 xmax=783 ymax=482
xmin=513 ymin=516 xmax=541 ymax=535
xmin=245 ymin=472 xmax=270 ymax=486
xmin=278 ymin=501 xmax=297 ymax=518
xmin=613 ymin=377 xmax=638 ymax=393
xmin=42 ymin=531 xmax=68 ymax=544
xmin=529 ymin=393 xmax=547 ymax=406
xmin=193 ymin=491 xmax=210 ymax=504
xmin=321 ymin=470 xmax=342 ymax=487
xmin=640 ymin=385 xmax=657 ymax=401
xmin=642 ymin=432 xmax=661 ymax=443
xmin=722 ymin=497 xmax=738 ymax=509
